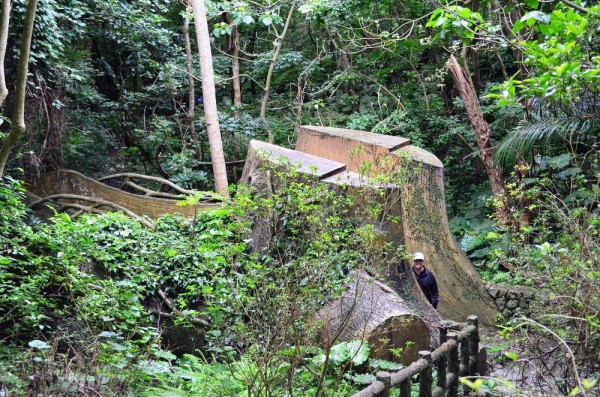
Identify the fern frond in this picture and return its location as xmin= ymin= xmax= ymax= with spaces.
xmin=495 ymin=116 xmax=596 ymax=169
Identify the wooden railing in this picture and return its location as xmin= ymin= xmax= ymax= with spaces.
xmin=351 ymin=315 xmax=480 ymax=397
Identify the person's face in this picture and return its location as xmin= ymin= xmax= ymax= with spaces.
xmin=413 ymin=259 xmax=424 ymax=273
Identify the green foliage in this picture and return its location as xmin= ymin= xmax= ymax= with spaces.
xmin=426 ymin=6 xmax=484 ymax=44
xmin=492 ymin=6 xmax=600 ymax=107
xmin=478 ymin=149 xmax=599 ymax=394
xmin=0 ymin=164 xmax=407 ymax=395
xmin=494 ymin=116 xmax=596 ymax=169
xmin=142 ymin=339 xmax=402 ymax=396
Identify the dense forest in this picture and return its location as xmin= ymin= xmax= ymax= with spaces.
xmin=0 ymin=0 xmax=598 ymax=396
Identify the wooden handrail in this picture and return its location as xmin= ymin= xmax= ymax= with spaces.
xmin=350 ymin=316 xmax=480 ymax=397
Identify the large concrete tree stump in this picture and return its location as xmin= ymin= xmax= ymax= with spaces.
xmin=241 ymin=126 xmax=497 ymax=326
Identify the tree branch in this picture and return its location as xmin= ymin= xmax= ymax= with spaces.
xmin=28 ymin=193 xmax=155 ymax=229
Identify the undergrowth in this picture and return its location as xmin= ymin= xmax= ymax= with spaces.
xmin=0 ymin=165 xmax=404 ymax=396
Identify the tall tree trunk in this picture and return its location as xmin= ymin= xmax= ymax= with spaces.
xmin=260 ymin=2 xmax=296 ymax=143
xmin=0 ymin=0 xmax=38 ymax=177
xmin=338 ymin=45 xmax=360 ymax=113
xmin=447 ymin=55 xmax=512 ymax=226
xmin=470 ymin=0 xmax=481 ymax=96
xmin=183 ymin=12 xmax=200 ymax=159
xmin=189 ymin=0 xmax=229 ymax=198
xmin=226 ymin=13 xmax=242 ymax=119
xmin=0 ymin=0 xmax=10 ymax=108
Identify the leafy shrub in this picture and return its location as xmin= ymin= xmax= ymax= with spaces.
xmin=483 ymin=152 xmax=599 ymax=395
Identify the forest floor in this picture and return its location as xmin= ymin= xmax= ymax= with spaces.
xmin=479 ymin=325 xmax=548 ymax=396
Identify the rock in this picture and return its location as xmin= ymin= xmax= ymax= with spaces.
xmin=496 ymin=298 xmax=506 ymax=310
xmin=519 ymin=300 xmax=529 ymax=309
xmin=487 ymin=284 xmax=501 ymax=299
xmin=506 ymin=300 xmax=519 ymax=310
xmin=502 ymin=309 xmax=512 ymax=318
xmin=496 ymin=287 xmax=507 ymax=298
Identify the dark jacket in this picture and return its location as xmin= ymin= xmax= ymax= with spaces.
xmin=414 ymin=267 xmax=439 ymax=309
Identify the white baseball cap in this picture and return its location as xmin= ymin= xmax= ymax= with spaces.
xmin=413 ymin=252 xmax=425 ymax=261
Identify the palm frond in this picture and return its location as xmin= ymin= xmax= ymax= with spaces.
xmin=495 ymin=116 xmax=596 ymax=169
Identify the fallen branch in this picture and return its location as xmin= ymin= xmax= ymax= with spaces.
xmin=28 ymin=194 xmax=155 ymax=229
xmin=70 ymin=202 xmax=109 ymax=218
xmin=97 ymin=173 xmax=195 ymax=195
xmin=197 ymin=159 xmax=246 ymax=167
xmin=158 ymin=289 xmax=208 ymax=326
xmin=123 ymin=180 xmax=182 ymax=199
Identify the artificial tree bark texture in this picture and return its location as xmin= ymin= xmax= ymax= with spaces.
xmin=448 ymin=55 xmax=511 ymax=226
xmin=241 ymin=128 xmax=498 ymax=325
xmin=190 ymin=0 xmax=229 ymax=198
xmin=317 ymin=271 xmax=433 ymax=365
xmin=0 ymin=0 xmax=38 ymax=177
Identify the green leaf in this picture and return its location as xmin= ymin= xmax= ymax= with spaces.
xmin=521 ymin=11 xmax=550 ymax=24
xmin=28 ymin=340 xmax=50 ymax=349
xmin=369 ymin=358 xmax=404 ymax=370
xmin=351 ymin=373 xmax=376 ymax=384
xmin=582 ymin=379 xmax=597 ymax=390
xmin=329 ymin=342 xmax=349 ymax=364
xmin=505 ymin=351 xmax=518 ymax=361
xmin=154 ymin=350 xmax=177 ymax=361
xmin=547 ymin=153 xmax=571 ymax=169
xmin=347 ymin=340 xmax=370 ymax=366
xmin=110 ymin=342 xmax=128 ymax=351
xmin=460 ymin=377 xmax=484 ymax=391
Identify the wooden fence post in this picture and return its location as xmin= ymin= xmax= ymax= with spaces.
xmin=460 ymin=335 xmax=470 ymax=395
xmin=349 ymin=316 xmax=481 ymax=397
xmin=468 ymin=315 xmax=479 ymax=376
xmin=435 ymin=325 xmax=448 ymax=396
xmin=399 ymin=378 xmax=411 ymax=397
xmin=447 ymin=332 xmax=459 ymax=397
xmin=460 ymin=335 xmax=469 ymax=377
xmin=376 ymin=371 xmax=391 ymax=397
xmin=419 ymin=351 xmax=433 ymax=397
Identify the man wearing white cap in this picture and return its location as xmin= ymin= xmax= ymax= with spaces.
xmin=412 ymin=252 xmax=439 ymax=309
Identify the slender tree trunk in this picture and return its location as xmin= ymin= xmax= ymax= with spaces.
xmin=448 ymin=55 xmax=512 ymax=226
xmin=338 ymin=45 xmax=360 ymax=112
xmin=470 ymin=0 xmax=481 ymax=96
xmin=226 ymin=13 xmax=242 ymax=119
xmin=0 ymin=0 xmax=38 ymax=177
xmin=189 ymin=0 xmax=229 ymax=198
xmin=183 ymin=12 xmax=200 ymax=159
xmin=0 ymin=0 xmax=10 ymax=108
xmin=260 ymin=2 xmax=296 ymax=143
